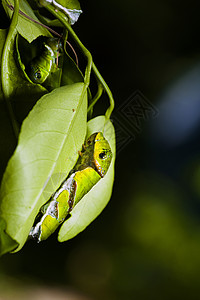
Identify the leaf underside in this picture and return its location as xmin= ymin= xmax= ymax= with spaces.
xmin=0 ymin=82 xmax=87 ymax=253
xmin=3 ymin=0 xmax=51 ymax=43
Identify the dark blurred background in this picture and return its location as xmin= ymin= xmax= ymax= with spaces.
xmin=1 ymin=0 xmax=200 ymax=299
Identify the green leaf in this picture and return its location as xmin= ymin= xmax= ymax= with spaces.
xmin=33 ymin=0 xmax=82 ymax=27
xmin=34 ymin=10 xmax=64 ymax=27
xmin=0 ymin=29 xmax=16 ymax=181
xmin=58 ymin=115 xmax=116 ymax=242
xmin=1 ymin=27 xmax=47 ymax=122
xmin=0 ymin=82 xmax=88 ymax=252
xmin=56 ymin=0 xmax=82 ymax=10
xmin=41 ymin=0 xmax=82 ymax=23
xmin=0 ymin=217 xmax=18 ymax=256
xmin=2 ymin=0 xmax=51 ymax=42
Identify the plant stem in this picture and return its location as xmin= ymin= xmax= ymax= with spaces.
xmin=92 ymin=62 xmax=115 ymax=119
xmin=87 ymin=81 xmax=104 ymax=117
xmin=45 ymin=5 xmax=115 ymax=118
xmin=45 ymin=6 xmax=92 ymax=88
xmin=1 ymin=0 xmax=19 ymax=139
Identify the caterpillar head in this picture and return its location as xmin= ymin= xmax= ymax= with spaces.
xmin=93 ymin=132 xmax=112 ymax=177
xmin=27 ymin=64 xmax=49 ymax=84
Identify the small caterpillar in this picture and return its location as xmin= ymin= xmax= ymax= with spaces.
xmin=26 ymin=37 xmax=62 ymax=84
xmin=29 ymin=132 xmax=112 ymax=242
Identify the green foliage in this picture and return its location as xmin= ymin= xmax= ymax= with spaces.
xmin=1 ymin=23 xmax=47 ymax=102
xmin=0 ymin=83 xmax=88 ymax=252
xmin=0 ymin=218 xmax=17 ymax=256
xmin=2 ymin=0 xmax=51 ymax=42
xmin=1 ymin=0 xmax=48 ymax=125
xmin=0 ymin=0 xmax=115 ymax=255
xmin=0 ymin=29 xmax=17 ymax=181
xmin=46 ymin=0 xmax=82 ymax=10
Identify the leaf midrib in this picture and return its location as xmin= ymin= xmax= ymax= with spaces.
xmin=16 ymin=84 xmax=87 ymax=241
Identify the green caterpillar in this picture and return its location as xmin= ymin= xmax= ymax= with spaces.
xmin=26 ymin=37 xmax=62 ymax=84
xmin=29 ymin=132 xmax=112 ymax=242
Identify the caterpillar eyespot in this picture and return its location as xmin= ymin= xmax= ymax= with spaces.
xmin=29 ymin=132 xmax=112 ymax=242
xmin=35 ymin=71 xmax=42 ymax=79
xmin=99 ymin=152 xmax=106 ymax=159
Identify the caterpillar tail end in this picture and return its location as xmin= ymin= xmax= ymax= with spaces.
xmin=28 ymin=226 xmax=41 ymax=243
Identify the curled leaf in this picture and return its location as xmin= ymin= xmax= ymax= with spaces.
xmin=0 ymin=82 xmax=88 ymax=252
xmin=58 ymin=115 xmax=116 ymax=242
xmin=2 ymin=29 xmax=47 ymax=123
xmin=0 ymin=217 xmax=18 ymax=256
xmin=2 ymin=0 xmax=51 ymax=42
